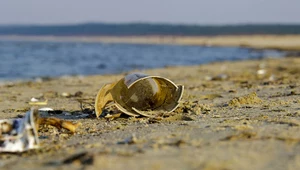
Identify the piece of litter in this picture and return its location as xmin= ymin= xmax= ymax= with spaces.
xmin=95 ymin=73 xmax=184 ymax=118
xmin=0 ymin=107 xmax=81 ymax=153
xmin=0 ymin=108 xmax=39 ymax=153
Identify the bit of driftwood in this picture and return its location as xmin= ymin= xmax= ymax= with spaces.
xmin=37 ymin=117 xmax=81 ymax=133
xmin=30 ymin=107 xmax=81 ymax=133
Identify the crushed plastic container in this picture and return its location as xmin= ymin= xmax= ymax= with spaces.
xmin=95 ymin=73 xmax=184 ymax=118
xmin=0 ymin=108 xmax=39 ymax=153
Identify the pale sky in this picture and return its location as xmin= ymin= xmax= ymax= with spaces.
xmin=0 ymin=0 xmax=299 ymax=25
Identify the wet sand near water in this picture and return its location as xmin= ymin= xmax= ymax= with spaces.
xmin=0 ymin=57 xmax=300 ymax=170
xmin=1 ymin=35 xmax=300 ymax=51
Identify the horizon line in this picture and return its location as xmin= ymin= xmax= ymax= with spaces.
xmin=1 ymin=21 xmax=300 ymax=27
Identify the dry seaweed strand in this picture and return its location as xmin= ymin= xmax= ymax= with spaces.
xmin=37 ymin=117 xmax=81 ymax=133
xmin=29 ymin=101 xmax=81 ymax=133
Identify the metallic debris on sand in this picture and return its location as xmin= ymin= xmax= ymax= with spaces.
xmin=0 ymin=108 xmax=39 ymax=153
xmin=95 ymin=73 xmax=184 ymax=118
xmin=0 ymin=107 xmax=81 ymax=153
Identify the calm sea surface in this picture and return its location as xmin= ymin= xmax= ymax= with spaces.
xmin=0 ymin=40 xmax=284 ymax=81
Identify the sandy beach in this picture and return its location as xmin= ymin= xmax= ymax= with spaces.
xmin=1 ymin=35 xmax=300 ymax=52
xmin=0 ymin=54 xmax=299 ymax=169
xmin=1 ymin=0 xmax=300 ymax=169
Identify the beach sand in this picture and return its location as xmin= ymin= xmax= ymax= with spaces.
xmin=0 ymin=56 xmax=299 ymax=170
xmin=1 ymin=35 xmax=300 ymax=51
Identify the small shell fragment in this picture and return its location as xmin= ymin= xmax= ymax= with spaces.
xmin=30 ymin=97 xmax=39 ymax=102
xmin=257 ymin=69 xmax=266 ymax=75
xmin=61 ymin=92 xmax=71 ymax=97
xmin=29 ymin=98 xmax=48 ymax=106
xmin=39 ymin=107 xmax=54 ymax=111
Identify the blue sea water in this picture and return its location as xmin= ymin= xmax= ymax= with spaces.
xmin=0 ymin=40 xmax=284 ymax=81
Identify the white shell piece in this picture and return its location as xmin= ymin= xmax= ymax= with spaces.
xmin=30 ymin=97 xmax=39 ymax=102
xmin=38 ymin=107 xmax=54 ymax=111
xmin=257 ymin=69 xmax=266 ymax=75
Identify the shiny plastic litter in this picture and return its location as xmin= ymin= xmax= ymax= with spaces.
xmin=95 ymin=73 xmax=184 ymax=118
xmin=0 ymin=108 xmax=39 ymax=153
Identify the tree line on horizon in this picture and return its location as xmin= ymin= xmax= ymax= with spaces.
xmin=0 ymin=23 xmax=300 ymax=36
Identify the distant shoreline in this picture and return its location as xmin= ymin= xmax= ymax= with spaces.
xmin=1 ymin=35 xmax=300 ymax=52
xmin=1 ymin=23 xmax=300 ymax=36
